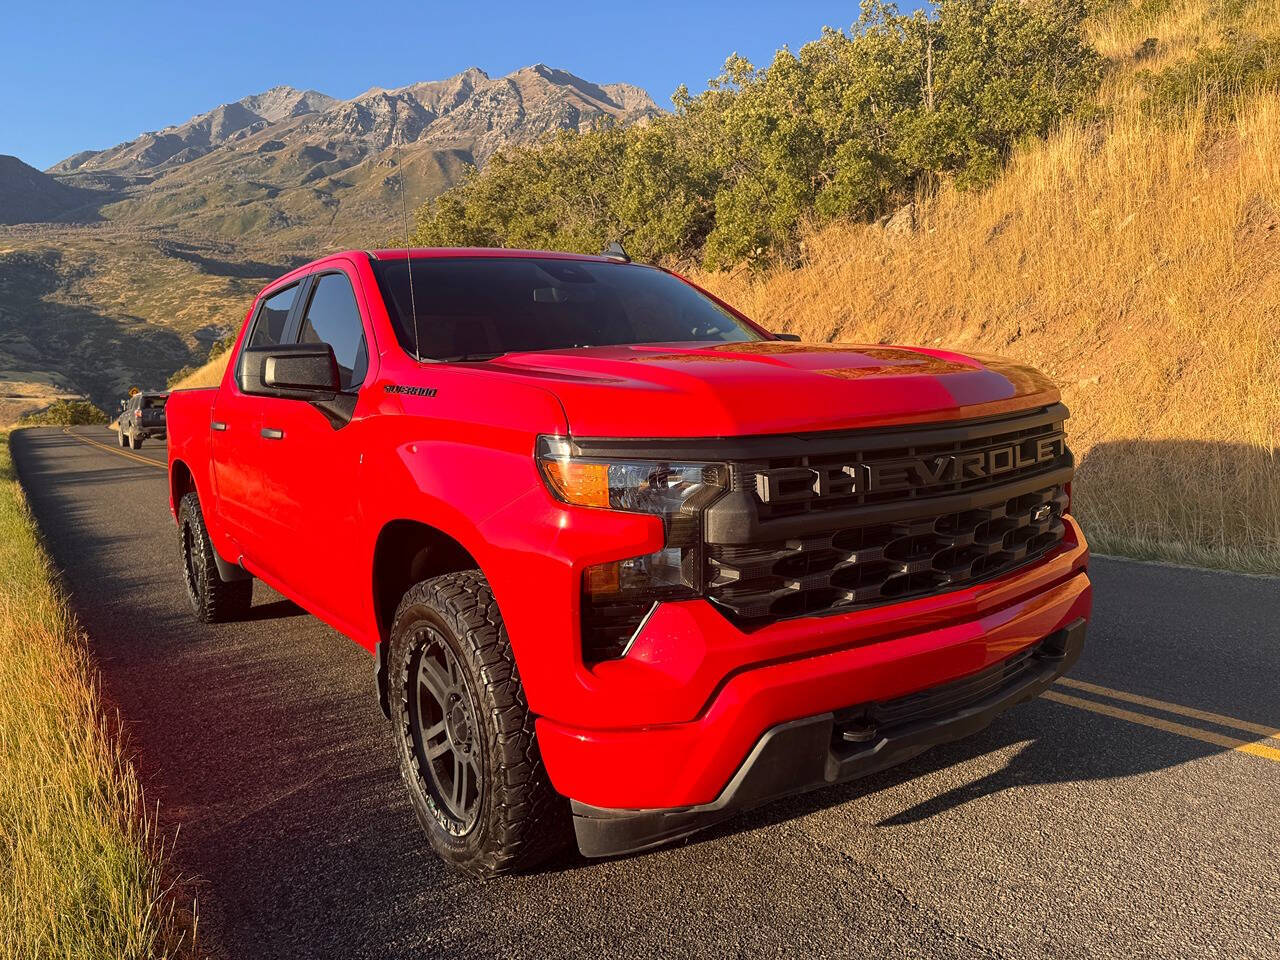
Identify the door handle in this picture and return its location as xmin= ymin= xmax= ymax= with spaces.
xmin=261 ymin=427 xmax=285 ymax=440
xmin=211 ymin=421 xmax=227 ymax=431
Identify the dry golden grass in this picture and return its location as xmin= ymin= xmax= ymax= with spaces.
xmin=697 ymin=73 xmax=1280 ymax=572
xmin=0 ymin=432 xmax=196 ymax=958
xmin=169 ymin=351 xmax=229 ymax=392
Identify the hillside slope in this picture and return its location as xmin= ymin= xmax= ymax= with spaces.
xmin=0 ymin=225 xmax=306 ymax=409
xmin=697 ymin=0 xmax=1280 ymax=572
xmin=0 ymin=156 xmax=96 ymax=225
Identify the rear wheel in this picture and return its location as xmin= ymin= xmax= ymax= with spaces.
xmin=129 ymin=433 xmax=143 ymax=449
xmin=389 ymin=571 xmax=569 ymax=877
xmin=178 ymin=492 xmax=252 ymax=622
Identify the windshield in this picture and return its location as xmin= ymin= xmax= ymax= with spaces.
xmin=370 ymin=256 xmax=762 ymax=361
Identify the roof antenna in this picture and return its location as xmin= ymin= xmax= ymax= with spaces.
xmin=601 ymin=241 xmax=630 ymax=263
xmin=393 ymin=136 xmax=421 ymax=360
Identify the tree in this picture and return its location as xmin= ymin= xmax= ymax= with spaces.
xmin=410 ymin=0 xmax=1102 ymax=269
xmin=19 ymin=399 xmax=110 ymax=426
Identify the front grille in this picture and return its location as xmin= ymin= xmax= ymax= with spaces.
xmin=744 ymin=414 xmax=1068 ymax=519
xmin=568 ymin=404 xmax=1074 ymax=642
xmin=706 ymin=483 xmax=1069 ymax=622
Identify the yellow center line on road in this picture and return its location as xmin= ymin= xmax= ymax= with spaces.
xmin=1056 ymin=676 xmax=1280 ymax=741
xmin=1043 ymin=690 xmax=1280 ymax=764
xmin=61 ymin=427 xmax=166 ymax=471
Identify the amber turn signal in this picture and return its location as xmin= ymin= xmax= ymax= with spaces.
xmin=541 ymin=459 xmax=610 ymax=508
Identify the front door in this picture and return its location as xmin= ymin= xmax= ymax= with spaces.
xmin=253 ymin=267 xmax=374 ymax=630
xmin=211 ymin=281 xmax=300 ymax=552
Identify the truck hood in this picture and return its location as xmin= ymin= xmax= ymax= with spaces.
xmin=486 ymin=341 xmax=1059 ymax=437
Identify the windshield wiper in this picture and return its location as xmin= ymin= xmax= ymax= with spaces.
xmin=432 ymin=352 xmax=506 ymax=363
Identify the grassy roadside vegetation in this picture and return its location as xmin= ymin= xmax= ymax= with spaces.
xmin=168 ymin=349 xmax=229 ymax=392
xmin=0 ymin=431 xmax=195 ymax=958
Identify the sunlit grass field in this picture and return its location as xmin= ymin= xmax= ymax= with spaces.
xmin=0 ymin=432 xmax=195 ymax=959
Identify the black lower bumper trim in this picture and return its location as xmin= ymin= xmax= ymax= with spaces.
xmin=571 ymin=618 xmax=1086 ymax=858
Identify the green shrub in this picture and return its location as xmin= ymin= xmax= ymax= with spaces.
xmin=1141 ymin=34 xmax=1280 ymax=119
xmin=166 ymin=366 xmax=198 ymax=388
xmin=412 ymin=0 xmax=1102 ymax=268
xmin=19 ymin=399 xmax=110 ymax=427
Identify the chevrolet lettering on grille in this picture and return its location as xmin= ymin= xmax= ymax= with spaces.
xmin=755 ymin=432 xmax=1066 ymax=503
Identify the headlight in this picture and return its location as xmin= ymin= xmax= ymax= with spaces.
xmin=536 ymin=435 xmax=728 ymax=663
xmin=535 ymin=436 xmax=727 ymax=522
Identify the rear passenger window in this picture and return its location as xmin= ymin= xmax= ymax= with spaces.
xmin=249 ymin=284 xmax=298 ymax=348
xmin=298 ymin=273 xmax=368 ymax=390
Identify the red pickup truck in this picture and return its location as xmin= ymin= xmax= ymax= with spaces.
xmin=166 ymin=247 xmax=1091 ymax=877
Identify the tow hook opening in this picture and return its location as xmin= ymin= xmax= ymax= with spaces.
xmin=837 ymin=715 xmax=878 ymax=743
xmin=1038 ymin=619 xmax=1085 ymax=660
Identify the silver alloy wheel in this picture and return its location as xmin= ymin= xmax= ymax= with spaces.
xmin=409 ymin=625 xmax=483 ymax=835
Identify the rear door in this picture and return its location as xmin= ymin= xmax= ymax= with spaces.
xmin=211 ymin=281 xmax=301 ymax=553
xmin=252 ymin=266 xmax=374 ymax=628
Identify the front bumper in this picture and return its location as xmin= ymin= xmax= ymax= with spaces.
xmin=572 ymin=617 xmax=1086 ymax=857
xmin=535 ymin=543 xmax=1091 ymax=808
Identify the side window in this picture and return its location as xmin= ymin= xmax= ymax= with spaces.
xmin=297 ymin=273 xmax=368 ymax=390
xmin=248 ymin=284 xmax=298 ymax=348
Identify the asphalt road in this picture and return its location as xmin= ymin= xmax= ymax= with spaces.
xmin=12 ymin=426 xmax=1280 ymax=960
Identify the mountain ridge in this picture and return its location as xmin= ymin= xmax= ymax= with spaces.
xmin=47 ymin=85 xmax=340 ymax=174
xmin=31 ymin=64 xmax=660 ymax=247
xmin=47 ymin=65 xmax=658 ymax=180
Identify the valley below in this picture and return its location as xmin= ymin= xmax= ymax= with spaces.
xmin=0 ymin=223 xmax=302 ymax=412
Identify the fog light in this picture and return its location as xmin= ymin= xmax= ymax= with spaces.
xmin=581 ymin=548 xmax=696 ymax=663
xmin=586 ymin=548 xmax=686 ymax=598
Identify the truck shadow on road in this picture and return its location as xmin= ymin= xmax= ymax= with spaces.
xmin=630 ymin=695 xmax=1245 ymax=859
xmin=238 ymin=598 xmax=308 ymax=621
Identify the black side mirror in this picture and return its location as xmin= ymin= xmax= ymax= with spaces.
xmin=773 ymin=332 xmax=802 ymax=342
xmin=239 ymin=343 xmax=341 ymax=401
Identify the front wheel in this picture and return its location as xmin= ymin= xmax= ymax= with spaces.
xmin=389 ymin=571 xmax=569 ymax=877
xmin=117 ymin=428 xmax=127 ymax=447
xmin=178 ymin=492 xmax=252 ymax=622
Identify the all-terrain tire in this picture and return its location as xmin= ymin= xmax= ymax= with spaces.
xmin=117 ymin=428 xmax=127 ymax=447
xmin=178 ymin=492 xmax=252 ymax=623
xmin=389 ymin=571 xmax=570 ymax=878
xmin=129 ymin=433 xmax=143 ymax=449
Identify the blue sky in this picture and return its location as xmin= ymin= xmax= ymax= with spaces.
xmin=0 ymin=1 xmax=916 ymax=171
